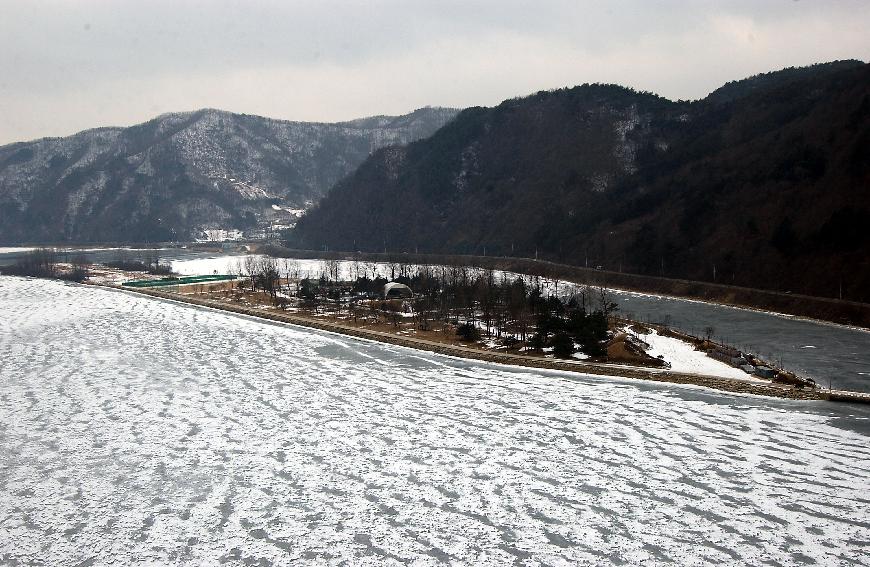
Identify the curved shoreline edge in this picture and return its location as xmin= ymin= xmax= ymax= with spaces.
xmin=89 ymin=282 xmax=870 ymax=404
xmin=260 ymin=247 xmax=870 ymax=330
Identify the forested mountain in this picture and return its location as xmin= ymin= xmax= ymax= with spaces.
xmin=292 ymin=61 xmax=870 ymax=301
xmin=0 ymin=107 xmax=458 ymax=243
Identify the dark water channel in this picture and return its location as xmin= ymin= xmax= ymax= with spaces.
xmin=612 ymin=290 xmax=870 ymax=392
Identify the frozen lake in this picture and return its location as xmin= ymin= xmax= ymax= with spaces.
xmin=1 ymin=277 xmax=869 ymax=565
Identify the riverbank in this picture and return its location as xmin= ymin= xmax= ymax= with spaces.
xmin=91 ymin=281 xmax=870 ymax=403
xmin=259 ymin=246 xmax=870 ymax=330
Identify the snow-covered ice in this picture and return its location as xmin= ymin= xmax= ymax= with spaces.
xmin=1 ymin=277 xmax=869 ymax=565
xmin=170 ymin=255 xmax=374 ymax=280
xmin=171 ymin=253 xmax=259 ymax=276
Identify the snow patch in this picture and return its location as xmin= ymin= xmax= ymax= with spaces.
xmin=627 ymin=327 xmax=757 ymax=381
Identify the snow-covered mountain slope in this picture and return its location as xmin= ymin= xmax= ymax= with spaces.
xmin=0 ymin=107 xmax=458 ymax=243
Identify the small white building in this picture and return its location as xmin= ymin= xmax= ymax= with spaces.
xmin=202 ymin=229 xmax=243 ymax=242
xmin=383 ymin=282 xmax=413 ymax=299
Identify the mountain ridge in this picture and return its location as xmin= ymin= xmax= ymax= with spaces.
xmin=0 ymin=106 xmax=459 ymax=243
xmin=291 ymin=61 xmax=870 ymax=301
xmin=0 ymin=106 xmax=458 ymax=149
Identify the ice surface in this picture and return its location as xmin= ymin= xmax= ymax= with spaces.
xmin=170 ymin=254 xmax=257 ymax=276
xmin=2 ymin=277 xmax=868 ymax=565
xmin=0 ymin=247 xmax=36 ymax=254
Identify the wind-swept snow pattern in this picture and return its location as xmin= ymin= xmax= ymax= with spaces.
xmin=1 ymin=277 xmax=869 ymax=565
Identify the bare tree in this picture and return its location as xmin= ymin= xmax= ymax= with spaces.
xmin=244 ymin=255 xmax=259 ymax=291
xmin=258 ymin=257 xmax=281 ymax=302
xmin=323 ymin=258 xmax=341 ymax=284
xmin=351 ymin=257 xmax=361 ymax=282
xmin=365 ymin=261 xmax=379 ymax=280
xmin=598 ymin=284 xmax=618 ymax=318
xmin=68 ymin=254 xmax=90 ymax=282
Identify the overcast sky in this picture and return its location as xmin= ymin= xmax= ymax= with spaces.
xmin=1 ymin=0 xmax=868 ymax=144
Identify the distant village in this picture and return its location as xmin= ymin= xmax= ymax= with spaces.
xmin=198 ymin=201 xmax=308 ymax=244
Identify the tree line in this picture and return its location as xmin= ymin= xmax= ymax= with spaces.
xmin=1 ymin=248 xmax=89 ymax=282
xmin=235 ymin=257 xmax=617 ymax=359
xmin=105 ymin=250 xmax=172 ymax=275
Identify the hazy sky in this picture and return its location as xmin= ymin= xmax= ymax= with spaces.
xmin=1 ymin=0 xmax=868 ymax=144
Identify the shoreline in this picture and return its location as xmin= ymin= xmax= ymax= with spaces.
xmin=91 ymin=281 xmax=870 ymax=404
xmin=260 ymin=247 xmax=870 ymax=330
xmin=4 ymin=245 xmax=867 ymax=332
xmin=268 ymin=254 xmax=870 ymax=334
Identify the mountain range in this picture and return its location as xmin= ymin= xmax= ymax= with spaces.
xmin=2 ymin=60 xmax=867 ymax=301
xmin=0 ymin=107 xmax=458 ymax=242
xmin=291 ymin=61 xmax=870 ymax=301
